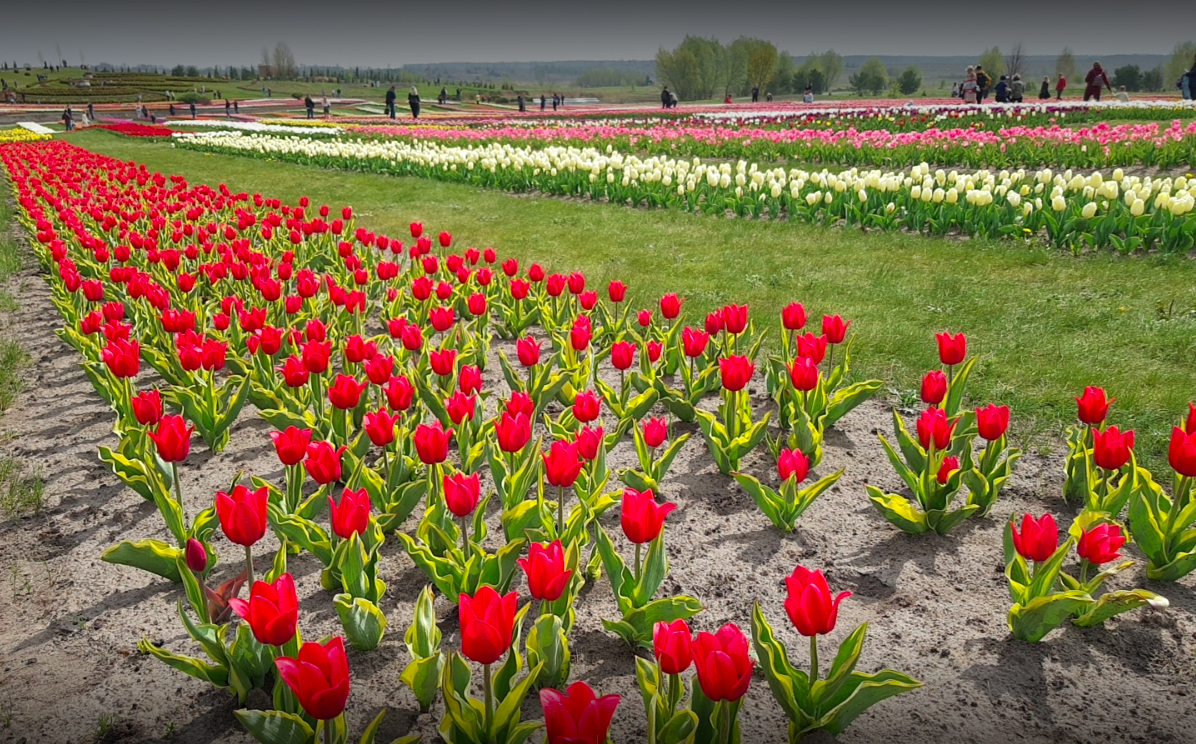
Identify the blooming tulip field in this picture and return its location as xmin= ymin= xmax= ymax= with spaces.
xmin=0 ymin=97 xmax=1194 ymax=744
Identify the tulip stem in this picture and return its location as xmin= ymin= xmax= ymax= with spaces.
xmin=483 ymin=662 xmax=494 ymax=739
xmin=718 ymin=699 xmax=732 ymax=744
xmin=460 ymin=516 xmax=470 ymax=554
xmin=634 ymin=543 xmax=642 ymax=583
xmin=810 ymin=634 xmax=820 ymax=682
xmin=557 ymin=486 xmax=565 ymax=536
xmin=171 ymin=462 xmax=186 ymax=536
xmin=826 ymin=344 xmax=834 ymax=373
xmin=324 ymin=717 xmax=334 ymax=744
xmin=244 ymin=544 xmax=255 ymax=588
xmin=1080 ymin=559 xmax=1091 ymax=587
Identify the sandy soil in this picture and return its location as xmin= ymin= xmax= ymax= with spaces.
xmin=1 ymin=229 xmax=1195 ymax=744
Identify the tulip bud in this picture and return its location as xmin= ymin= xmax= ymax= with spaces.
xmin=185 ymin=538 xmax=208 ymax=573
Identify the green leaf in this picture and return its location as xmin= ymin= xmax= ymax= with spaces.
xmin=926 ymin=505 xmax=980 ymax=535
xmin=233 ymin=709 xmax=315 ymax=744
xmin=866 ymin=487 xmax=929 ymax=534
xmin=734 ymin=472 xmax=787 ymax=530
xmin=139 ymin=639 xmax=229 ymax=688
xmin=605 ymin=595 xmax=704 ymax=649
xmin=334 ymin=593 xmax=388 ymax=651
xmin=400 ymin=653 xmax=444 ymax=714
xmin=811 ymin=669 xmax=923 ymax=736
xmin=101 ymin=540 xmax=183 ymax=582
xmin=1072 ymin=589 xmax=1168 ymax=627
xmin=1008 ymin=592 xmax=1094 ymax=642
xmin=749 ymin=603 xmax=810 ymax=724
xmin=526 ymin=614 xmax=571 ymax=690
xmin=824 ymin=380 xmax=882 ymax=427
xmin=817 ymin=623 xmax=867 ymax=703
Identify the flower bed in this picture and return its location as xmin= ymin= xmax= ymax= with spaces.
xmin=1 ymin=138 xmax=1193 ymax=742
xmin=173 ymin=132 xmax=1196 ymax=253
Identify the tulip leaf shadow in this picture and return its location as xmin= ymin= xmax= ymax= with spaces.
xmin=13 ymin=581 xmax=174 ymax=652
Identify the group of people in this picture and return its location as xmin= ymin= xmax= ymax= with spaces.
xmin=384 ymin=85 xmax=422 ymax=119
xmin=955 ymin=61 xmax=1117 ymax=104
xmin=539 ymin=93 xmax=568 ymax=111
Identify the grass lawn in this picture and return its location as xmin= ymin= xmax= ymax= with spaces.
xmin=61 ymin=128 xmax=1196 ymax=468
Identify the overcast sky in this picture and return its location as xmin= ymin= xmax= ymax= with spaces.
xmin=0 ymin=1 xmax=1184 ymax=68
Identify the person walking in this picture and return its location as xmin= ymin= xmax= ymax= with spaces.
xmin=234 ymin=99 xmax=239 ymax=114
xmin=304 ymin=95 xmax=315 ymax=119
xmin=225 ymin=98 xmax=231 ymax=117
xmin=1083 ymin=62 xmax=1111 ymax=101
xmin=61 ymin=106 xmax=73 ymax=131
xmin=386 ymin=85 xmax=397 ymax=119
xmin=170 ymin=102 xmax=176 ymax=117
xmin=517 ymin=93 xmax=525 ymax=112
xmin=1182 ymin=53 xmax=1196 ymax=101
xmin=189 ymin=101 xmax=196 ymax=119
xmin=322 ymin=96 xmax=330 ymax=116
xmin=87 ymin=101 xmax=94 ymax=120
xmin=1055 ymin=73 xmax=1067 ymax=100
xmin=669 ymin=90 xmax=678 ymax=108
xmin=975 ymin=65 xmax=990 ymax=103
xmin=951 ymin=82 xmax=959 ymax=98
xmin=552 ymin=93 xmax=558 ymax=111
xmin=1039 ymin=76 xmax=1051 ymax=100
xmin=540 ymin=93 xmax=546 ymax=110
xmin=408 ymin=85 xmax=421 ymax=119
xmin=962 ymin=67 xmax=978 ymax=104
xmin=994 ymin=75 xmax=1010 ymax=103
xmin=751 ymin=85 xmax=759 ymax=102
xmin=661 ymin=86 xmax=670 ymax=109
xmin=1010 ymin=74 xmax=1025 ymax=103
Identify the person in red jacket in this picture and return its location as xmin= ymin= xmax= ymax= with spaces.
xmin=1055 ymin=73 xmax=1067 ymax=100
xmin=1083 ymin=62 xmax=1112 ymax=101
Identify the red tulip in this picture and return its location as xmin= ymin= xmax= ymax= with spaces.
xmin=185 ymin=538 xmax=208 ymax=573
xmin=344 ymin=335 xmax=377 ymax=363
xmin=510 ymin=278 xmax=530 ymax=300
xmin=304 ymin=441 xmax=347 ymax=485
xmin=329 ymin=488 xmax=372 ymax=539
xmin=543 ymin=440 xmax=585 ymax=488
xmin=572 ymin=390 xmax=602 ymax=424
xmin=653 ymin=619 xmax=693 ymax=674
xmin=517 ymin=540 xmax=573 ymax=602
xmin=682 ymin=327 xmax=709 ymax=358
xmin=365 ymin=355 xmax=394 ymax=386
xmin=528 ymin=264 xmax=545 ymax=282
xmin=647 ymin=340 xmax=663 ymax=363
xmin=430 ymin=306 xmax=455 ymax=332
xmin=506 ymin=392 xmax=535 ymax=419
xmin=778 ymin=448 xmax=809 ymax=483
xmin=149 ymin=415 xmax=193 ymax=463
xmin=131 ymin=389 xmax=163 ymax=426
xmin=610 ymin=341 xmax=636 ymax=371
xmin=781 ymin=302 xmax=807 ymax=331
xmin=567 ymin=272 xmax=586 ymax=295
xmin=788 ymin=356 xmax=820 ymax=392
xmin=327 ymin=374 xmax=366 ymax=410
xmin=467 ymin=293 xmax=488 ymax=317
xmin=608 ymin=280 xmax=627 ymax=303
xmin=516 ymin=336 xmax=541 ymax=367
xmin=1076 ymin=387 xmax=1112 ymax=425
xmin=439 ymin=231 xmax=452 ymax=248
xmin=216 ymin=484 xmax=269 ymax=547
xmin=385 ymin=376 xmax=415 ymax=412
xmin=693 ymin=624 xmax=753 ymax=702
xmin=280 ymin=356 xmax=310 ymax=387
xmin=822 ymin=315 xmax=851 ymax=344
xmin=1093 ymin=426 xmax=1135 ymax=471
xmin=719 ymin=355 xmax=754 ymax=392
xmin=271 ymin=426 xmax=313 ymax=466
xmin=410 ymin=222 xmax=424 ymax=238
xmin=429 ymin=348 xmax=457 ymax=377
xmin=641 ymin=418 xmax=668 ymax=449
xmin=446 ymin=391 xmax=477 ymax=425
xmin=637 ymin=309 xmax=652 ymax=328
xmin=722 ymin=304 xmax=748 ymax=334
xmin=1077 ymin=524 xmax=1126 ymax=566
xmin=796 ymin=333 xmax=827 ymax=365
xmin=705 ymin=310 xmax=724 ymax=336
xmin=621 ymin=488 xmax=676 ymax=544
xmin=975 ymin=404 xmax=1010 ymax=441
xmin=660 ymin=293 xmax=683 ymax=320
xmin=576 ymin=425 xmax=604 ymax=461
xmin=275 ymin=637 xmax=350 ymax=721
xmin=935 ymin=331 xmax=967 ymax=366
xmin=578 ymin=291 xmax=598 ymax=310
xmin=459 ymin=586 xmax=517 ymax=665
xmin=937 ymin=456 xmax=959 ymax=485
xmin=916 ymin=407 xmax=955 ymax=451
xmin=101 ymin=338 xmax=141 ymax=378
xmin=540 ymin=681 xmax=620 ymax=744
xmin=401 ymin=324 xmax=424 ymax=352
xmin=783 ymin=567 xmax=850 ymax=639
xmin=363 ymin=409 xmax=398 ymax=447
xmin=444 ymin=471 xmax=481 ymax=518
xmin=1169 ymin=426 xmax=1196 ymax=477
xmin=229 ymin=573 xmax=299 ymax=646
xmin=495 ymin=411 xmax=532 ymax=453
xmin=1011 ymin=513 xmax=1059 ymax=563
xmin=200 ymin=339 xmax=226 ymax=371
xmin=570 ymin=320 xmax=592 ymax=351
xmin=301 ymin=339 xmax=331 ymax=373
xmin=458 ymin=365 xmax=483 ymax=395
xmin=414 ymin=422 xmax=453 ymax=465
xmin=920 ymin=371 xmax=947 ymax=406
xmin=502 ymin=258 xmax=518 ymax=277
xmin=1185 ymin=402 xmax=1196 ymax=435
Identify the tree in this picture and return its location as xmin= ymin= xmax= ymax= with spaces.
xmin=1112 ymin=65 xmax=1142 ymax=92
xmin=1143 ymin=66 xmax=1164 ymax=93
xmin=185 ymin=65 xmax=199 ymax=78
xmin=897 ymin=66 xmax=922 ymax=95
xmin=171 ymin=64 xmax=185 ymax=77
xmin=978 ymin=46 xmax=1005 ymax=81
xmin=720 ymin=39 xmax=750 ymax=96
xmin=657 ymin=36 xmax=722 ymax=100
xmin=742 ymin=38 xmax=779 ymax=92
xmin=1004 ymin=42 xmax=1026 ymax=80
xmin=850 ymin=58 xmax=888 ymax=96
xmin=1056 ymin=48 xmax=1078 ymax=81
xmin=819 ymin=50 xmax=844 ymax=91
xmin=272 ymin=42 xmax=296 ymax=80
xmin=774 ymin=52 xmax=797 ymax=93
xmin=1166 ymin=42 xmax=1196 ymax=88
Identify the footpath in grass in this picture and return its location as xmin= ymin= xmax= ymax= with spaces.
xmin=69 ymin=129 xmax=1196 ymax=465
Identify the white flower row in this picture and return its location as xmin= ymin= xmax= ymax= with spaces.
xmin=167 ymin=119 xmax=342 ymax=135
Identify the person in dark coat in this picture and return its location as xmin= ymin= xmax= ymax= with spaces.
xmin=1039 ymin=76 xmax=1051 ymax=100
xmin=661 ymin=87 xmax=670 ymax=109
xmin=189 ymin=101 xmax=196 ymax=119
xmin=225 ymin=98 xmax=231 ymax=117
xmin=87 ymin=102 xmax=94 ymax=120
xmin=385 ymin=85 xmax=397 ymax=119
xmin=1083 ymin=62 xmax=1111 ymax=101
xmin=540 ymin=94 xmax=546 ymax=110
xmin=517 ymin=94 xmax=525 ymax=112
xmin=751 ymin=85 xmax=759 ymax=102
xmin=304 ymin=95 xmax=315 ymax=119
xmin=408 ymin=86 xmax=421 ymax=118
